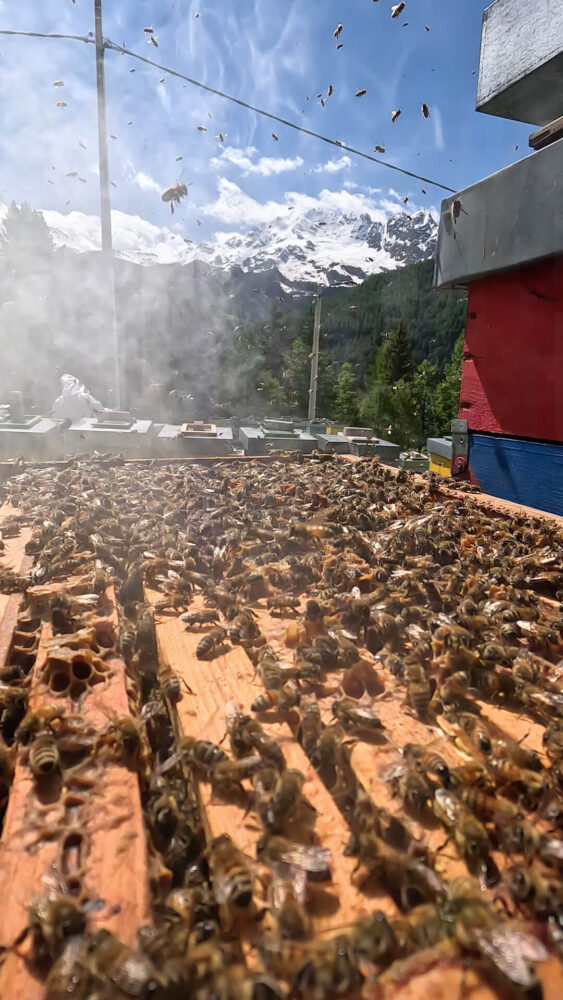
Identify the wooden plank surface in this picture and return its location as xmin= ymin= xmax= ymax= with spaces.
xmin=0 ymin=589 xmax=150 ymax=997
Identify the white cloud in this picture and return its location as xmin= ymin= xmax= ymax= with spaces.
xmin=314 ymin=155 xmax=352 ymax=174
xmin=203 ymin=178 xmax=392 ymax=226
xmin=134 ymin=172 xmax=162 ymax=194
xmin=210 ymin=145 xmax=304 ymax=177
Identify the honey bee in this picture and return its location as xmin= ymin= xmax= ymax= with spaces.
xmin=332 ymin=698 xmax=383 ymax=732
xmin=295 ymin=698 xmax=322 ymax=757
xmin=160 ymin=662 xmax=183 ymax=703
xmin=266 ymin=596 xmax=300 ymax=613
xmin=256 ymin=835 xmax=332 ymax=882
xmin=118 ymin=622 xmax=136 ymax=662
xmin=504 ymin=864 xmax=563 ymax=920
xmin=543 ymin=720 xmax=563 ymax=761
xmin=402 ymin=743 xmax=451 ymax=787
xmin=161 ymin=181 xmax=189 ymax=214
xmin=451 ymin=712 xmax=492 ymax=754
xmin=457 ymin=786 xmax=520 ymax=824
xmin=433 ymin=789 xmax=498 ymax=886
xmin=179 ymin=736 xmax=229 ymax=772
xmin=92 ymin=560 xmax=108 ymax=595
xmin=270 ymin=863 xmax=310 ymax=940
xmin=45 ymin=935 xmax=89 ymax=1000
xmin=490 ymin=735 xmax=543 ymax=772
xmin=349 ymin=911 xmax=399 ymax=966
xmin=148 ymin=791 xmax=180 ymax=845
xmin=227 ymin=703 xmax=286 ymax=772
xmin=85 ymin=928 xmax=158 ymax=996
xmin=29 ymin=732 xmax=61 ymax=778
xmin=208 ymin=834 xmax=253 ymax=908
xmin=403 ymin=662 xmax=432 ymax=719
xmin=229 ymin=612 xmax=261 ymax=644
xmin=19 ymin=893 xmax=87 ymax=966
xmin=196 ymin=627 xmax=228 ymax=659
xmin=210 ymin=754 xmax=264 ymax=797
xmin=251 ymin=682 xmax=300 ymax=714
xmin=16 ymin=704 xmax=65 ymax=745
xmin=293 ymin=934 xmax=363 ymax=1000
xmin=344 ymin=832 xmax=444 ymax=907
xmin=487 ymin=757 xmax=547 ymax=809
xmin=449 ymin=760 xmax=495 ymax=792
xmin=441 ymin=892 xmax=548 ymax=997
xmin=260 ymin=769 xmax=307 ymax=833
xmin=180 ymin=609 xmax=220 ymax=628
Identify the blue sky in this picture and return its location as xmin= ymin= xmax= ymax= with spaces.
xmin=0 ymin=0 xmax=532 ymax=243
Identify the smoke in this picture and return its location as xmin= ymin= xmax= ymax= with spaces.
xmin=0 ymin=0 xmax=450 ymax=423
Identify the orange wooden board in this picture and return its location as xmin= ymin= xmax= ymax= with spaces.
xmin=0 ymin=589 xmax=149 ymax=998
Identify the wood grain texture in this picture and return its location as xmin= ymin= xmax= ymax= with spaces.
xmin=0 ymin=588 xmax=149 ymax=998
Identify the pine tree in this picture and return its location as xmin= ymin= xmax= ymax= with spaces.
xmin=334 ymin=362 xmax=360 ymax=424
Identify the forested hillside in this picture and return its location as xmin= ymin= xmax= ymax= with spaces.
xmin=1 ymin=203 xmax=466 ymax=446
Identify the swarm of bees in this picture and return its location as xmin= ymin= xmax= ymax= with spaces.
xmin=1 ymin=455 xmax=563 ymax=999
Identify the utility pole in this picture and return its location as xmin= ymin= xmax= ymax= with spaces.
xmin=307 ymin=286 xmax=322 ymax=422
xmin=94 ymin=0 xmax=121 ymax=408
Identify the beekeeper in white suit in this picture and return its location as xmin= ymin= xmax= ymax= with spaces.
xmin=52 ymin=374 xmax=104 ymax=422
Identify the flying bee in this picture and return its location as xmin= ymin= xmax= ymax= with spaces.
xmin=256 ymin=835 xmax=332 ymax=883
xmin=261 ymin=769 xmax=308 ymax=833
xmin=196 ymin=627 xmax=227 ymax=659
xmin=161 ymin=181 xmax=190 ymax=214
xmin=16 ymin=705 xmax=65 ymax=745
xmin=252 ymin=681 xmax=300 ymax=714
xmin=421 ymin=102 xmax=430 ymax=118
xmin=29 ymin=732 xmax=60 ymax=779
xmin=208 ymin=834 xmax=253 ymax=909
xmin=332 ymin=698 xmax=383 ymax=732
xmin=180 ymin=609 xmax=220 ymax=628
xmin=270 ymin=863 xmax=310 ymax=940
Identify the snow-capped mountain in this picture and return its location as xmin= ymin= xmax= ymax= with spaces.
xmin=3 ymin=198 xmax=437 ymax=291
xmin=191 ymin=207 xmax=437 ymax=288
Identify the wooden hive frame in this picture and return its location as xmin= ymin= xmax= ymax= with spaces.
xmin=0 ymin=458 xmax=563 ymax=1000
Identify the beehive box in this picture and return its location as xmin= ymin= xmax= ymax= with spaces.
xmin=0 ymin=455 xmax=562 ymax=1000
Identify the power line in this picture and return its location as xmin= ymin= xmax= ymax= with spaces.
xmin=0 ymin=29 xmax=94 ymax=44
xmin=104 ymin=39 xmax=456 ymax=194
xmin=0 ymin=27 xmax=456 ymax=194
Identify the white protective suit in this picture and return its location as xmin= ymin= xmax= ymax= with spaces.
xmin=52 ymin=374 xmax=104 ymax=422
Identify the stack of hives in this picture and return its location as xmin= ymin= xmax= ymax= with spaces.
xmin=0 ymin=455 xmax=562 ymax=1000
